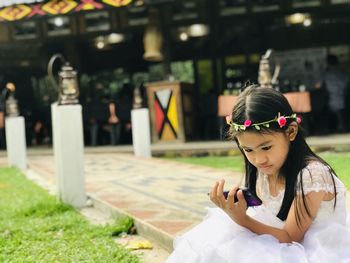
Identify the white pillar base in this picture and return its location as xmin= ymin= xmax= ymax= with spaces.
xmin=51 ymin=103 xmax=86 ymax=208
xmin=5 ymin=116 xmax=27 ymax=171
xmin=131 ymin=108 xmax=152 ymax=157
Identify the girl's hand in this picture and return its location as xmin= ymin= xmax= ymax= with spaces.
xmin=210 ymin=179 xmax=248 ymax=225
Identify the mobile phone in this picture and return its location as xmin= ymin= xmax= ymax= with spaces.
xmin=223 ymin=188 xmax=262 ymax=207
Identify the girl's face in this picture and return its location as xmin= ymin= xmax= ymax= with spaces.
xmin=236 ymin=130 xmax=292 ymax=178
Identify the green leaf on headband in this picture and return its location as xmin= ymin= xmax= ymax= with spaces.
xmin=254 ymin=125 xmax=260 ymax=130
xmin=264 ymin=123 xmax=269 ymax=128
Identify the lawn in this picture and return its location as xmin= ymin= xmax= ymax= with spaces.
xmin=0 ymin=168 xmax=139 ymax=263
xmin=171 ymin=152 xmax=350 ymax=190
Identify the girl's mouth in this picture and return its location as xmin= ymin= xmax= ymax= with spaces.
xmin=259 ymin=165 xmax=272 ymax=170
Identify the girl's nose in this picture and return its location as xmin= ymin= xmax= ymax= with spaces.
xmin=255 ymin=153 xmax=267 ymax=165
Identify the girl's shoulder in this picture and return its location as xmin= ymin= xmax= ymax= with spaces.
xmin=298 ymin=161 xmax=344 ymax=194
xmin=303 ymin=161 xmax=331 ymax=176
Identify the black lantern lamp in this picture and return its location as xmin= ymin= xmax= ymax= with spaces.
xmin=5 ymin=82 xmax=19 ymax=117
xmin=58 ymin=62 xmax=79 ymax=105
xmin=258 ymin=49 xmax=280 ymax=89
xmin=133 ymin=84 xmax=143 ymax=109
xmin=48 ymin=54 xmax=79 ymax=105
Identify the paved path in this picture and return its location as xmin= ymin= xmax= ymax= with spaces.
xmin=22 ymin=153 xmax=242 ymax=252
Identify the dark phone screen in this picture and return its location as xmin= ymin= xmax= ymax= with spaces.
xmin=223 ymin=188 xmax=262 ymax=207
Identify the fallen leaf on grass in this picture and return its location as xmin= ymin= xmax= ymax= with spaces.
xmin=126 ymin=240 xmax=153 ymax=250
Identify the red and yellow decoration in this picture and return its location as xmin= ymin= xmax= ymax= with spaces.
xmin=102 ymin=0 xmax=131 ymax=7
xmin=42 ymin=0 xmax=77 ymax=15
xmin=153 ymin=89 xmax=179 ymax=141
xmin=0 ymin=0 xmax=132 ymax=21
xmin=75 ymin=0 xmax=103 ymax=11
xmin=0 ymin=4 xmax=31 ymax=21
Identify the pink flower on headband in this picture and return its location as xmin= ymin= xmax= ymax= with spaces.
xmin=226 ymin=114 xmax=232 ymax=125
xmin=244 ymin=119 xmax=251 ymax=127
xmin=277 ymin=116 xmax=287 ymax=128
xmin=297 ymin=116 xmax=302 ymax=124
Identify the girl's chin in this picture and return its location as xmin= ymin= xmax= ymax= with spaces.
xmin=260 ymin=167 xmax=279 ymax=177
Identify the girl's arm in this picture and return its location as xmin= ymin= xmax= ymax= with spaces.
xmin=210 ymin=180 xmax=326 ymax=243
xmin=283 ymin=191 xmax=325 ymax=241
xmin=239 ymin=191 xmax=325 ymax=243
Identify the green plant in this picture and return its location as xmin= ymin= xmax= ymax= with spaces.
xmin=31 ymin=76 xmax=58 ymax=107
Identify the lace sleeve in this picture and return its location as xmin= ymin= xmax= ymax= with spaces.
xmin=297 ymin=162 xmax=335 ymax=195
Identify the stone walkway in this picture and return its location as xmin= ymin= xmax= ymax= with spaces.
xmin=22 ymin=153 xmax=242 ymax=252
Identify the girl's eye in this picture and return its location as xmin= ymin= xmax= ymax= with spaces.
xmin=261 ymin=146 xmax=272 ymax=151
xmin=243 ymin=148 xmax=253 ymax=153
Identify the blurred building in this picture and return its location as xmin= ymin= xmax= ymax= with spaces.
xmin=0 ymin=0 xmax=349 ymax=140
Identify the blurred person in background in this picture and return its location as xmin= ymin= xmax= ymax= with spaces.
xmin=316 ymin=54 xmax=350 ymax=133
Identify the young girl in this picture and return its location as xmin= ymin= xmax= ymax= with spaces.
xmin=166 ymin=85 xmax=350 ymax=262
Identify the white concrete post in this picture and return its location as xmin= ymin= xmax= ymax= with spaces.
xmin=131 ymin=108 xmax=152 ymax=157
xmin=51 ymin=103 xmax=86 ymax=208
xmin=5 ymin=116 xmax=27 ymax=171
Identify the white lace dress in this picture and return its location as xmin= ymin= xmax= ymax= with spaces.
xmin=166 ymin=162 xmax=350 ymax=263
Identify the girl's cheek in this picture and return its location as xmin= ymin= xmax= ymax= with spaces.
xmin=245 ymin=154 xmax=254 ymax=163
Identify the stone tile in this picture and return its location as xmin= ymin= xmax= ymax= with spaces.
xmin=128 ymin=209 xmax=161 ymax=220
xmin=100 ymin=197 xmax=133 ymax=209
xmin=149 ymin=220 xmax=195 ymax=235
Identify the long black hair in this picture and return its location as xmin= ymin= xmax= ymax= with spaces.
xmin=228 ymin=85 xmax=337 ymax=223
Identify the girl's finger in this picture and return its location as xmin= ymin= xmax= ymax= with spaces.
xmin=210 ymin=182 xmax=219 ymax=200
xmin=216 ymin=179 xmax=225 ymax=200
xmin=226 ymin=186 xmax=239 ymax=208
xmin=236 ymin=189 xmax=247 ymax=208
xmin=209 ymin=181 xmax=219 ymax=202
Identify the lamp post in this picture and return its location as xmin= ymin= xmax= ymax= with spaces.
xmin=4 ymin=82 xmax=26 ymax=171
xmin=258 ymin=49 xmax=280 ymax=89
xmin=131 ymin=83 xmax=152 ymax=157
xmin=5 ymin=82 xmax=19 ymax=117
xmin=48 ymin=53 xmax=86 ymax=208
xmin=133 ymin=84 xmax=143 ymax=109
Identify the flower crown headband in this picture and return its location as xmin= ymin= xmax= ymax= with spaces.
xmin=226 ymin=112 xmax=301 ymax=131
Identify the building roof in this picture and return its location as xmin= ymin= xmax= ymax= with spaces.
xmin=0 ymin=0 xmax=132 ymax=21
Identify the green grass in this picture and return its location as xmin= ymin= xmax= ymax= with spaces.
xmin=172 ymin=155 xmax=245 ymax=172
xmin=170 ymin=152 xmax=350 ymax=190
xmin=319 ymin=152 xmax=350 ymax=190
xmin=0 ymin=168 xmax=139 ymax=263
